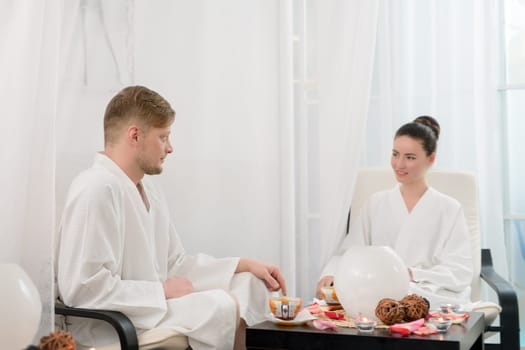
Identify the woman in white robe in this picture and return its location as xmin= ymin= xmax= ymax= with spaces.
xmin=317 ymin=116 xmax=473 ymax=308
xmin=56 ymin=86 xmax=286 ymax=350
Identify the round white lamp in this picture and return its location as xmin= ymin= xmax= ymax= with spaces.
xmin=0 ymin=263 xmax=42 ymax=349
xmin=334 ymin=246 xmax=409 ymax=321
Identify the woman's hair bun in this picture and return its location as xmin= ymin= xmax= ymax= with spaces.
xmin=414 ymin=115 xmax=440 ymax=140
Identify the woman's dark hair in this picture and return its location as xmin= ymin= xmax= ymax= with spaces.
xmin=395 ymin=116 xmax=440 ymax=156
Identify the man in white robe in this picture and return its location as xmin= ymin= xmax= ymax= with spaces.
xmin=56 ymin=86 xmax=286 ymax=350
xmin=320 ymin=184 xmax=473 ymax=307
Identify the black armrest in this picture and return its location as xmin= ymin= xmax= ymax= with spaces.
xmin=55 ymin=303 xmax=139 ymax=350
xmin=480 ymin=248 xmax=520 ymax=349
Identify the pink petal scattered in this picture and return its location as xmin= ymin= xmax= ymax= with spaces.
xmin=389 ymin=325 xmax=411 ymax=336
xmin=413 ymin=326 xmax=437 ymax=335
xmin=428 ymin=310 xmax=469 ymax=322
xmin=324 ymin=311 xmax=345 ymax=320
xmin=311 ymin=319 xmax=338 ymax=331
xmin=389 ymin=318 xmax=426 ymax=335
xmin=392 ymin=318 xmax=425 ymax=332
xmin=307 ymin=303 xmax=323 ymax=316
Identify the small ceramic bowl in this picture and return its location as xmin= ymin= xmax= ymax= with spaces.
xmin=269 ymin=297 xmax=302 ymax=320
xmin=320 ymin=286 xmax=340 ymax=304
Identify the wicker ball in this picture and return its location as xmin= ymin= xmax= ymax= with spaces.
xmin=39 ymin=330 xmax=76 ymax=350
xmin=400 ymin=294 xmax=429 ymax=322
xmin=375 ymin=298 xmax=406 ymax=325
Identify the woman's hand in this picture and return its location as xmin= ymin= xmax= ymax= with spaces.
xmin=316 ymin=275 xmax=334 ymax=299
xmin=237 ymin=258 xmax=287 ymax=295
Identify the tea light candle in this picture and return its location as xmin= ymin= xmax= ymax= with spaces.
xmin=430 ymin=317 xmax=452 ymax=333
xmin=439 ymin=303 xmax=460 ymax=313
xmin=355 ymin=316 xmax=377 ymax=332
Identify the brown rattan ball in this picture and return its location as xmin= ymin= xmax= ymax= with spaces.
xmin=375 ymin=298 xmax=406 ymax=325
xmin=400 ymin=294 xmax=429 ymax=322
xmin=39 ymin=330 xmax=76 ymax=350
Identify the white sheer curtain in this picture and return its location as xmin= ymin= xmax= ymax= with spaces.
xmin=0 ymin=0 xmax=61 ymax=338
xmin=363 ymin=0 xmax=507 ymax=276
xmin=309 ymin=0 xmax=380 ymax=298
xmin=56 ymin=0 xmax=289 ymax=289
xmin=56 ymin=0 xmax=134 ymax=229
xmin=5 ymin=3 xmax=506 ymax=338
xmin=55 ymin=0 xmax=381 ymax=302
xmin=135 ymin=0 xmax=283 ymax=266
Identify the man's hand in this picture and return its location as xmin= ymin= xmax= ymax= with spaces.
xmin=315 ymin=275 xmax=334 ymax=299
xmin=163 ymin=275 xmax=194 ymax=299
xmin=237 ymin=258 xmax=287 ymax=295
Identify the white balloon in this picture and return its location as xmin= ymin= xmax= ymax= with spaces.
xmin=334 ymin=246 xmax=409 ymax=321
xmin=0 ymin=263 xmax=42 ymax=349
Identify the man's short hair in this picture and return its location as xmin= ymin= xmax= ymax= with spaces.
xmin=104 ymin=86 xmax=175 ymax=146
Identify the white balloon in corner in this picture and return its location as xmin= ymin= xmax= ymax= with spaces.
xmin=0 ymin=263 xmax=42 ymax=349
xmin=334 ymin=246 xmax=409 ymax=321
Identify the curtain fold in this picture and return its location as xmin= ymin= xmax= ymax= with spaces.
xmin=0 ymin=0 xmax=61 ymax=338
xmin=364 ymin=0 xmax=507 ymax=278
xmin=313 ymin=0 xmax=380 ymax=298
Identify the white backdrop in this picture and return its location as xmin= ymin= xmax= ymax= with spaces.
xmin=1 ymin=0 xmax=509 ymax=341
xmin=54 ymin=0 xmax=380 ymax=303
xmin=55 ymin=0 xmax=287 ymax=291
xmin=135 ymin=1 xmax=282 ymax=264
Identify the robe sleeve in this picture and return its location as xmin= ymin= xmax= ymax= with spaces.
xmin=166 ymin=224 xmax=240 ymax=291
xmin=409 ymin=206 xmax=473 ymax=294
xmin=57 ymin=183 xmax=167 ymax=329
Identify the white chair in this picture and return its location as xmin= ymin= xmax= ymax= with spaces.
xmin=347 ymin=168 xmax=519 ymax=349
xmin=55 ymin=302 xmax=190 ymax=350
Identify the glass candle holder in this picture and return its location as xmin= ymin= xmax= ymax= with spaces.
xmin=430 ymin=317 xmax=452 ymax=333
xmin=439 ymin=303 xmax=460 ymax=313
xmin=355 ymin=317 xmax=377 ymax=332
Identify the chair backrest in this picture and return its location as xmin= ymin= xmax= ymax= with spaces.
xmin=350 ymin=168 xmax=481 ymax=301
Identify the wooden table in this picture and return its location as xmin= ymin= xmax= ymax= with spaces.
xmin=246 ymin=312 xmax=485 ymax=350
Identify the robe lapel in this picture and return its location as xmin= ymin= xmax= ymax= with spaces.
xmin=393 ymin=186 xmax=431 ymax=253
xmin=379 ymin=186 xmax=410 ymax=247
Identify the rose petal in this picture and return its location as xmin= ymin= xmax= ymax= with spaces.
xmin=413 ymin=326 xmax=437 ymax=335
xmin=311 ymin=319 xmax=338 ymax=331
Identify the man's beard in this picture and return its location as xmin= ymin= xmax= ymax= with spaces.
xmin=137 ymin=154 xmax=163 ymax=175
xmin=142 ymin=164 xmax=162 ymax=175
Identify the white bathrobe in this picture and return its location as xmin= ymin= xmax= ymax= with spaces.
xmin=56 ymin=154 xmax=269 ymax=350
xmin=322 ymin=185 xmax=473 ymax=307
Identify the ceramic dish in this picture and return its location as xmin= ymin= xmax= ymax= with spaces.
xmin=267 ymin=308 xmax=317 ymax=326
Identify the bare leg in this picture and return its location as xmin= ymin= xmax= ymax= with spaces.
xmin=234 ymin=318 xmax=247 ymax=350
